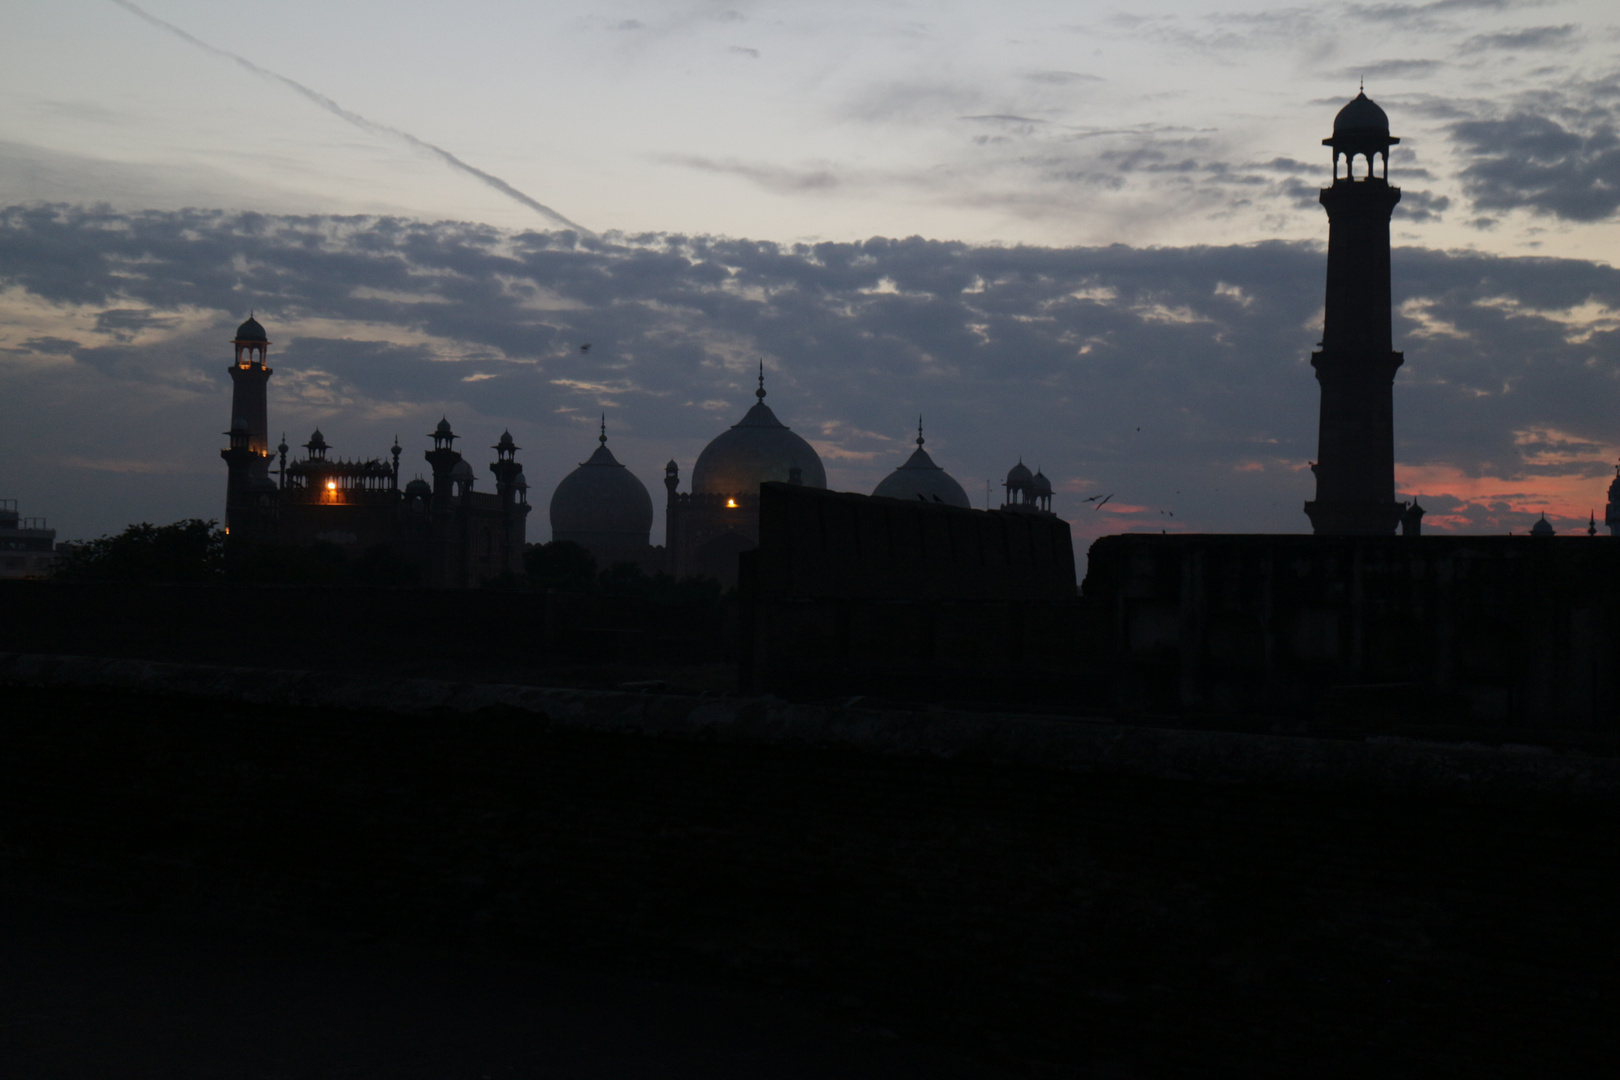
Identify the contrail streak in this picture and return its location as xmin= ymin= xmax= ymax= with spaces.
xmin=109 ymin=0 xmax=590 ymax=234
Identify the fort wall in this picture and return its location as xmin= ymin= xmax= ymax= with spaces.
xmin=1084 ymin=533 xmax=1620 ymax=727
xmin=740 ymin=483 xmax=1086 ymax=698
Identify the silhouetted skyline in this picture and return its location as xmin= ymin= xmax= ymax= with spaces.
xmin=2 ymin=3 xmax=1617 ymax=545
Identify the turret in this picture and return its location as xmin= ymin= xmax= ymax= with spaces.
xmin=221 ymin=314 xmax=277 ymax=538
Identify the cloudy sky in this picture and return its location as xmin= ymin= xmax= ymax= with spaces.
xmin=2 ymin=0 xmax=1618 ymax=553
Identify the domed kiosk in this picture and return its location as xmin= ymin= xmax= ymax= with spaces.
xmin=1002 ymin=459 xmax=1055 ymax=515
xmin=664 ymin=367 xmax=826 ymax=584
xmin=872 ymin=419 xmax=971 ymax=508
xmin=550 ymin=419 xmax=657 ymax=569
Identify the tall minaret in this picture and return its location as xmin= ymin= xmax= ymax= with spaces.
xmin=1303 ymin=91 xmax=1406 ymax=536
xmin=222 ymin=314 xmax=275 ymax=537
xmin=227 ymin=315 xmax=274 ymax=483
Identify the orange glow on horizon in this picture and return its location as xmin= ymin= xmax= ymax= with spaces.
xmin=1395 ymin=462 xmax=1612 ymax=531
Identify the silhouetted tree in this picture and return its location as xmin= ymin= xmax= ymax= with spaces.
xmin=51 ymin=519 xmax=224 ymax=584
xmin=597 ymin=561 xmax=722 ymax=604
xmin=523 ymin=540 xmax=597 ymax=591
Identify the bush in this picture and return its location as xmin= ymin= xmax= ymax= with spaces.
xmin=523 ymin=540 xmax=597 ymax=591
xmin=51 ymin=519 xmax=224 ymax=584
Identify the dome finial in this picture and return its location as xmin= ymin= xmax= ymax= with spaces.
xmin=917 ymin=414 xmax=925 ymax=448
xmin=756 ymin=359 xmax=766 ymax=401
xmin=600 ymin=413 xmax=607 ymax=445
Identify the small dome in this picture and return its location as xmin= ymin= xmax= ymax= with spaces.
xmin=872 ymin=422 xmax=971 ymax=508
xmin=550 ymin=433 xmax=654 ymax=545
xmin=230 ymin=416 xmax=249 ymax=433
xmin=691 ymin=374 xmax=826 ymax=495
xmin=233 ymin=315 xmax=268 ymax=342
xmin=494 ymin=429 xmax=517 ymax=451
xmin=1006 ymin=460 xmax=1033 ymax=487
xmin=1530 ymin=514 xmax=1555 ymax=537
xmin=404 ymin=478 xmax=432 ymax=498
xmin=1031 ymin=470 xmax=1053 ymax=497
xmin=434 ymin=417 xmax=454 ymax=436
xmin=1333 ymin=91 xmax=1389 ymax=136
xmin=451 ymin=459 xmax=475 ymax=482
xmin=306 ymin=429 xmax=326 ymax=448
xmin=514 ymin=470 xmax=528 ymax=492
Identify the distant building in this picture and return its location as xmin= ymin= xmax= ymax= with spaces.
xmin=549 ymin=418 xmax=662 ymax=571
xmin=664 ymin=367 xmax=826 ymax=584
xmin=872 ymin=419 xmax=972 ymax=508
xmin=0 ymin=500 xmax=56 ymax=579
xmin=219 ymin=316 xmax=529 ymax=586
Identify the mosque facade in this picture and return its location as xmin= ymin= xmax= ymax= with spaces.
xmin=219 ymin=316 xmax=529 ymax=587
xmin=222 ymin=321 xmax=1059 ymax=588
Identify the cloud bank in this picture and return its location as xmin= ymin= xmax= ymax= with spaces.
xmin=1 ymin=205 xmax=1615 ymax=549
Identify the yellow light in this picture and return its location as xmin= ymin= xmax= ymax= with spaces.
xmin=327 ymin=481 xmax=337 ymax=491
xmin=726 ymin=498 xmax=738 ymax=508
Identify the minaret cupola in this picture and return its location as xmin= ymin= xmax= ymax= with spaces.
xmin=1325 ymin=88 xmax=1399 ymax=181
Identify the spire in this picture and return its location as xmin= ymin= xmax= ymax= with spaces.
xmin=917 ymin=414 xmax=925 ymax=448
xmin=756 ymin=360 xmax=766 ymax=401
xmin=600 ymin=413 xmax=607 ymax=444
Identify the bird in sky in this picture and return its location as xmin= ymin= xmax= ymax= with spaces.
xmin=580 ymin=343 xmax=592 ymax=353
xmin=1093 ymin=494 xmax=1114 ymax=509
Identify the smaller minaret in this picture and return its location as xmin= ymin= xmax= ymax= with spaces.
xmin=488 ymin=428 xmax=529 ymax=575
xmin=390 ymin=435 xmax=402 ymax=491
xmin=1604 ymin=460 xmax=1620 ymax=535
xmin=425 ymin=417 xmax=461 ymax=507
xmin=276 ymin=433 xmax=289 ymax=490
xmin=490 ymin=429 xmax=522 ymax=501
xmin=1401 ymin=498 xmax=1425 ymax=536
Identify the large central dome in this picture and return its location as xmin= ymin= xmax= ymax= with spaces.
xmin=691 ymin=373 xmax=826 ymax=495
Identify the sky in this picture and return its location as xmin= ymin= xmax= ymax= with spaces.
xmin=2 ymin=0 xmax=1618 ymax=553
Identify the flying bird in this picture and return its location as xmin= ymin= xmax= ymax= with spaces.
xmin=580 ymin=343 xmax=592 ymax=353
xmin=1093 ymin=494 xmax=1114 ymax=509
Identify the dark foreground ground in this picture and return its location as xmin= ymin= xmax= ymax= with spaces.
xmin=0 ymin=888 xmax=983 ymax=1080
xmin=3 ymin=676 xmax=1618 ymax=1078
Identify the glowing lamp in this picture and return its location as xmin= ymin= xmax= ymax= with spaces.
xmin=327 ymin=481 xmax=337 ymax=491
xmin=726 ymin=498 xmax=738 ymax=508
